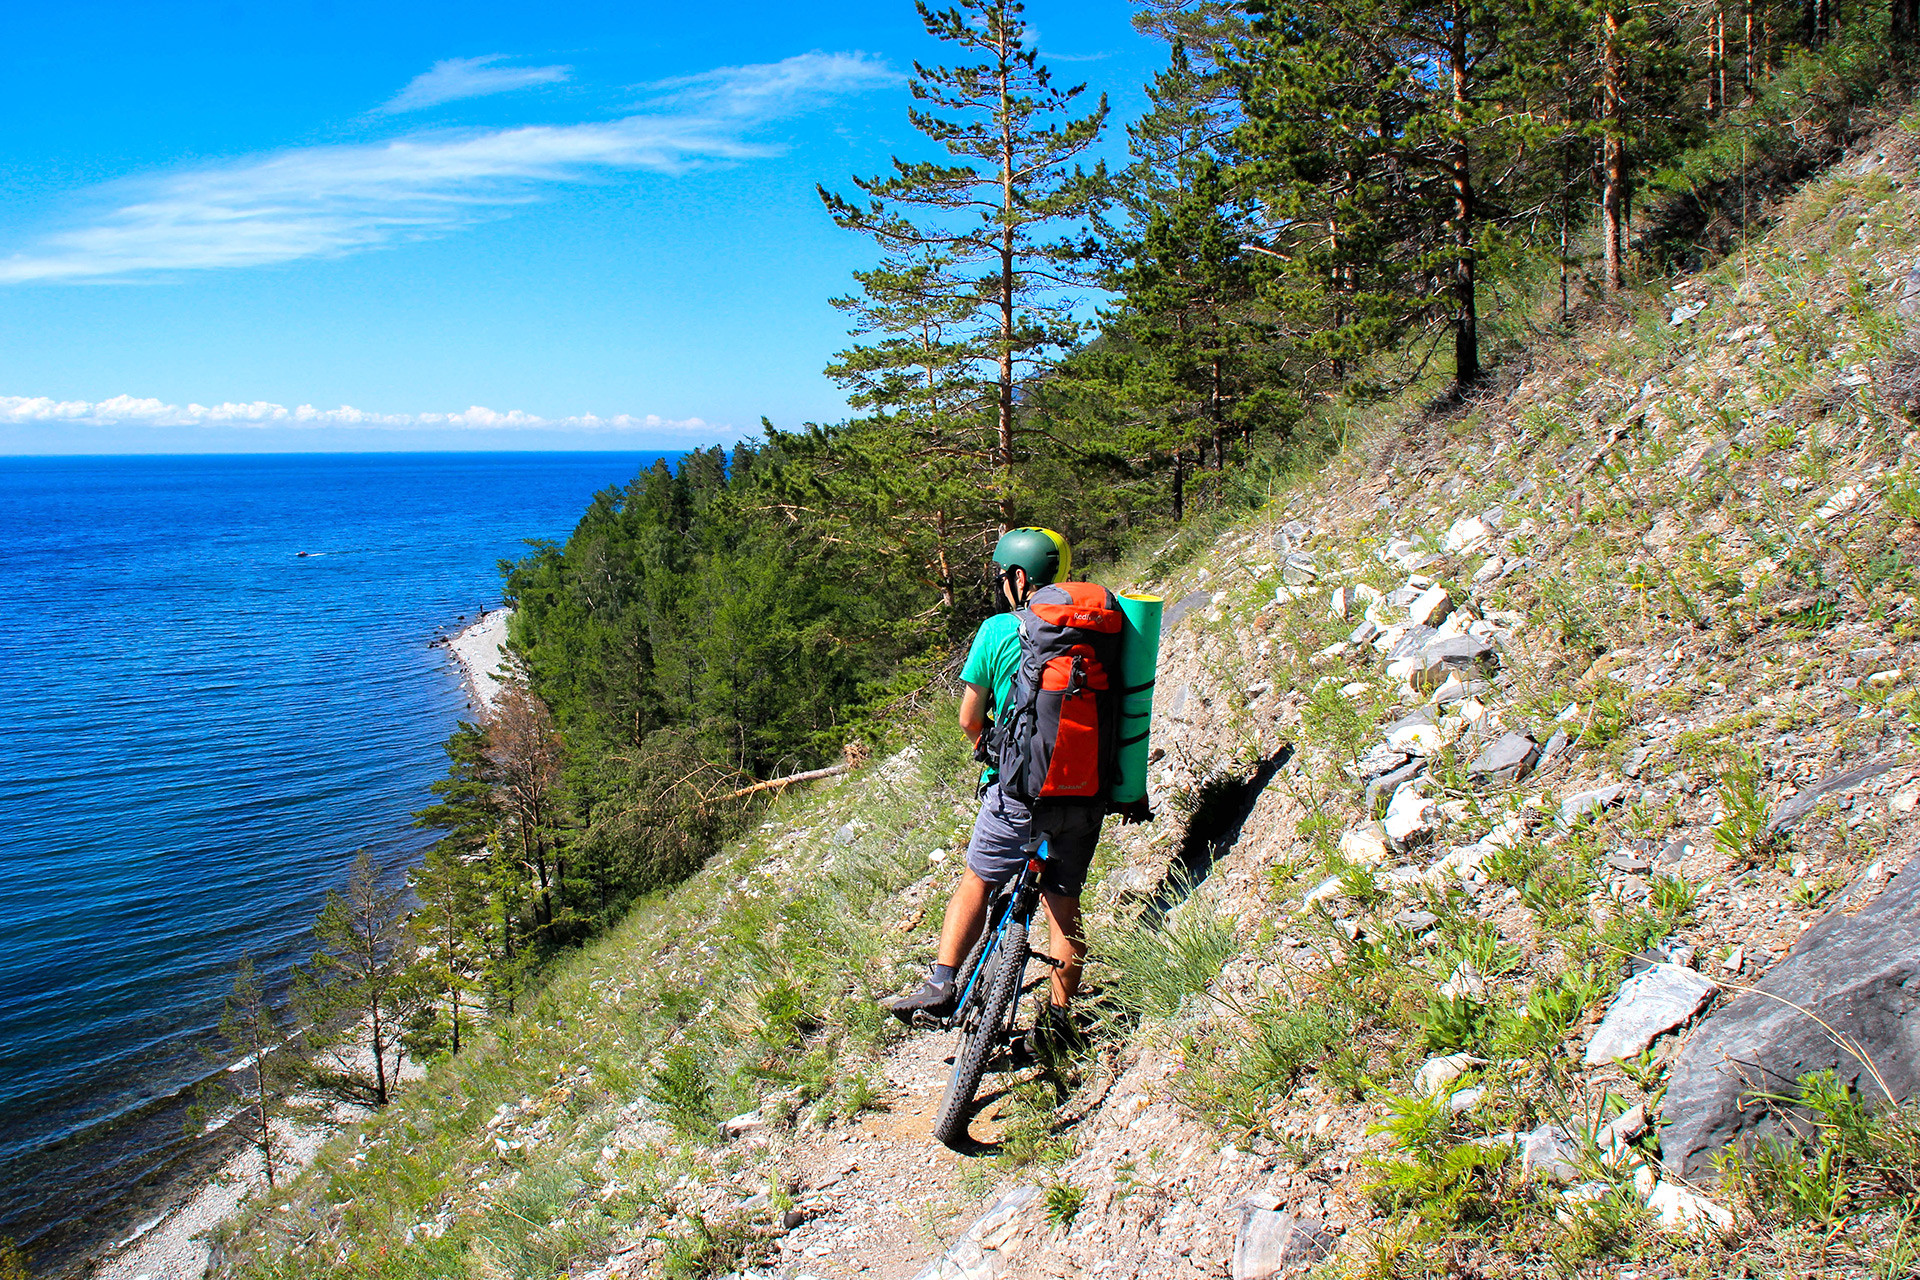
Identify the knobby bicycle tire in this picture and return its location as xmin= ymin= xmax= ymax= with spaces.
xmin=950 ymin=897 xmax=998 ymax=1004
xmin=931 ymin=915 xmax=1027 ymax=1148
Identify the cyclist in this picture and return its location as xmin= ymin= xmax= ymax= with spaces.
xmin=882 ymin=527 xmax=1101 ymax=1051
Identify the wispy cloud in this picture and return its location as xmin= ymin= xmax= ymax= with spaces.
xmin=379 ymin=55 xmax=571 ymax=114
xmin=644 ymin=51 xmax=902 ymax=118
xmin=0 ymin=51 xmax=893 ymax=285
xmin=0 ymin=393 xmax=728 ymax=443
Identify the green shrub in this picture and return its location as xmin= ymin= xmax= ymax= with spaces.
xmin=645 ymin=1044 xmax=719 ymax=1140
xmin=1093 ymin=894 xmax=1236 ymax=1024
xmin=1418 ymin=993 xmax=1496 ymax=1054
xmin=1712 ymin=751 xmax=1781 ymax=867
xmin=1044 ymin=1180 xmax=1087 ymax=1228
xmin=1365 ymin=1089 xmax=1514 ymax=1226
xmin=1724 ymin=1071 xmax=1920 ymax=1227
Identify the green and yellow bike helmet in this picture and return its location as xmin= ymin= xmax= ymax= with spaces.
xmin=991 ymin=527 xmax=1071 ymax=587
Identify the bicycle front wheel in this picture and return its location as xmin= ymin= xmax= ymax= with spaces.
xmin=931 ymin=916 xmax=1027 ymax=1149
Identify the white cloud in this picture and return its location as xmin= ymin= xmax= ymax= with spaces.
xmin=379 ymin=55 xmax=571 ymax=114
xmin=643 ymin=49 xmax=902 ymax=118
xmin=0 ymin=392 xmax=730 ymax=444
xmin=0 ymin=51 xmax=893 ymax=284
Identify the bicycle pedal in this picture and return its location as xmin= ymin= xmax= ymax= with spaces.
xmin=1027 ymin=949 xmax=1064 ymax=968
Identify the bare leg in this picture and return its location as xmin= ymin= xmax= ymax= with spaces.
xmin=936 ymin=870 xmax=995 ymax=970
xmin=1039 ymin=891 xmax=1086 ymax=1008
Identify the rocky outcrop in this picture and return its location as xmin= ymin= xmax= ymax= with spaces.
xmin=1660 ymin=859 xmax=1920 ymax=1180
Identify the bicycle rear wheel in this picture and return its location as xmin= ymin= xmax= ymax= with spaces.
xmin=931 ymin=915 xmax=1027 ymax=1149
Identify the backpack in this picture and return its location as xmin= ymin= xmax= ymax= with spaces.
xmin=994 ymin=581 xmax=1124 ymax=806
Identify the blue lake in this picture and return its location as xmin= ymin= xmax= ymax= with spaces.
xmin=0 ymin=451 xmax=671 ymax=1267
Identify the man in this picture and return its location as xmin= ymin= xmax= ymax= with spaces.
xmin=882 ymin=527 xmax=1103 ymax=1048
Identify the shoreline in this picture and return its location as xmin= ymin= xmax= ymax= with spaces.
xmin=71 ymin=612 xmax=512 ymax=1280
xmin=438 ymin=607 xmax=513 ymax=715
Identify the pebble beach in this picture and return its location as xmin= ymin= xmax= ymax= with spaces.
xmin=78 ymin=612 xmax=512 ymax=1280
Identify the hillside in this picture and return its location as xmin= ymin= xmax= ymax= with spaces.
xmin=197 ymin=114 xmax=1920 ymax=1280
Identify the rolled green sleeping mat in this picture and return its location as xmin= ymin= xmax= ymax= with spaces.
xmin=1109 ymin=591 xmax=1164 ymax=805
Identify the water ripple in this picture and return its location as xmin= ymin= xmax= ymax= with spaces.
xmin=0 ymin=451 xmax=669 ymax=1269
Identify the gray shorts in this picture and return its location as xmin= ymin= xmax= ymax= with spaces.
xmin=965 ymin=783 xmax=1104 ymax=897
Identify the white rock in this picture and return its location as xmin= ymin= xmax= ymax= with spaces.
xmin=1440 ymin=960 xmax=1487 ymax=1000
xmin=1647 ymin=1182 xmax=1734 ymax=1233
xmin=1413 ymin=1052 xmax=1482 ymax=1097
xmin=1444 ymin=516 xmax=1493 ymax=555
xmin=1429 ymin=844 xmax=1488 ymax=881
xmin=1583 ymin=964 xmax=1717 ymax=1064
xmin=1559 ymin=783 xmax=1628 ymax=828
xmin=1867 ymin=668 xmax=1903 ymax=687
xmin=1339 ymin=825 xmax=1390 ymax=865
xmin=1384 ymin=783 xmax=1438 ymax=849
xmin=1303 ymin=875 xmax=1344 ymax=907
xmin=1472 ymin=556 xmax=1504 ymax=584
xmin=1408 ymin=585 xmax=1455 ymax=627
xmin=722 ymin=1110 xmax=765 ymax=1136
xmin=1386 ymin=717 xmax=1444 ymax=752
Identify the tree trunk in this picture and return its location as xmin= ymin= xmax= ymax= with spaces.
xmin=1601 ymin=6 xmax=1627 ymax=292
xmin=996 ymin=31 xmax=1017 ymax=530
xmin=1172 ymin=449 xmax=1186 ymax=524
xmin=255 ymin=1069 xmax=276 ymax=1187
xmin=1745 ymin=1 xmax=1756 ymax=92
xmin=1560 ymin=184 xmax=1572 ymax=323
xmin=935 ymin=507 xmax=954 ymax=611
xmin=1209 ymin=357 xmax=1225 ymax=468
xmin=1707 ymin=5 xmax=1725 ymax=115
xmin=521 ymin=809 xmax=553 ymax=931
xmin=371 ymin=996 xmax=389 ymax=1107
xmin=1450 ymin=1 xmax=1481 ymax=388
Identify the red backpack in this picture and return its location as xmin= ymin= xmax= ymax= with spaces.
xmin=994 ymin=582 xmax=1124 ymax=805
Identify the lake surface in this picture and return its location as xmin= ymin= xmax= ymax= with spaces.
xmin=0 ymin=451 xmax=670 ymax=1268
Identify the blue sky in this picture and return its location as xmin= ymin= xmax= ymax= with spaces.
xmin=0 ymin=1 xmax=1164 ymax=454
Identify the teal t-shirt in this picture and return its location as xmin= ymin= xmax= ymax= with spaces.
xmin=961 ymin=611 xmax=1022 ymax=720
xmin=961 ymin=611 xmax=1022 ymax=784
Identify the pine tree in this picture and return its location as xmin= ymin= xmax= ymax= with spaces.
xmin=818 ymin=0 xmax=1109 ymax=528
xmin=1237 ymin=0 xmax=1443 ymax=380
xmin=485 ymin=680 xmax=567 ymax=941
xmin=296 ymin=852 xmax=422 ymax=1108
xmin=404 ymin=844 xmax=484 ymax=1059
xmin=192 ymin=956 xmax=312 ymax=1187
xmin=772 ymin=243 xmax=996 ymax=614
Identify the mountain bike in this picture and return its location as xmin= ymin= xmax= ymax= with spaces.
xmin=927 ymin=835 xmax=1059 ymax=1149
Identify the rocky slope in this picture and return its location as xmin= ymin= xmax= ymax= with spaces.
xmin=205 ymin=115 xmax=1920 ymax=1280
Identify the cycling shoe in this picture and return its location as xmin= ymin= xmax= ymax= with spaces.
xmin=882 ymin=978 xmax=956 ymax=1024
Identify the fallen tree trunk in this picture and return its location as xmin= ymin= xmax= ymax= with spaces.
xmin=710 ymin=762 xmax=854 ymax=804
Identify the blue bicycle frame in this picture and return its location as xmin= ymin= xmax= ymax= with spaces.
xmin=950 ymin=835 xmax=1049 ymax=1019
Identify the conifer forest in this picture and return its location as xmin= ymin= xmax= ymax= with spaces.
xmin=394 ymin=0 xmax=1914 ymax=1037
